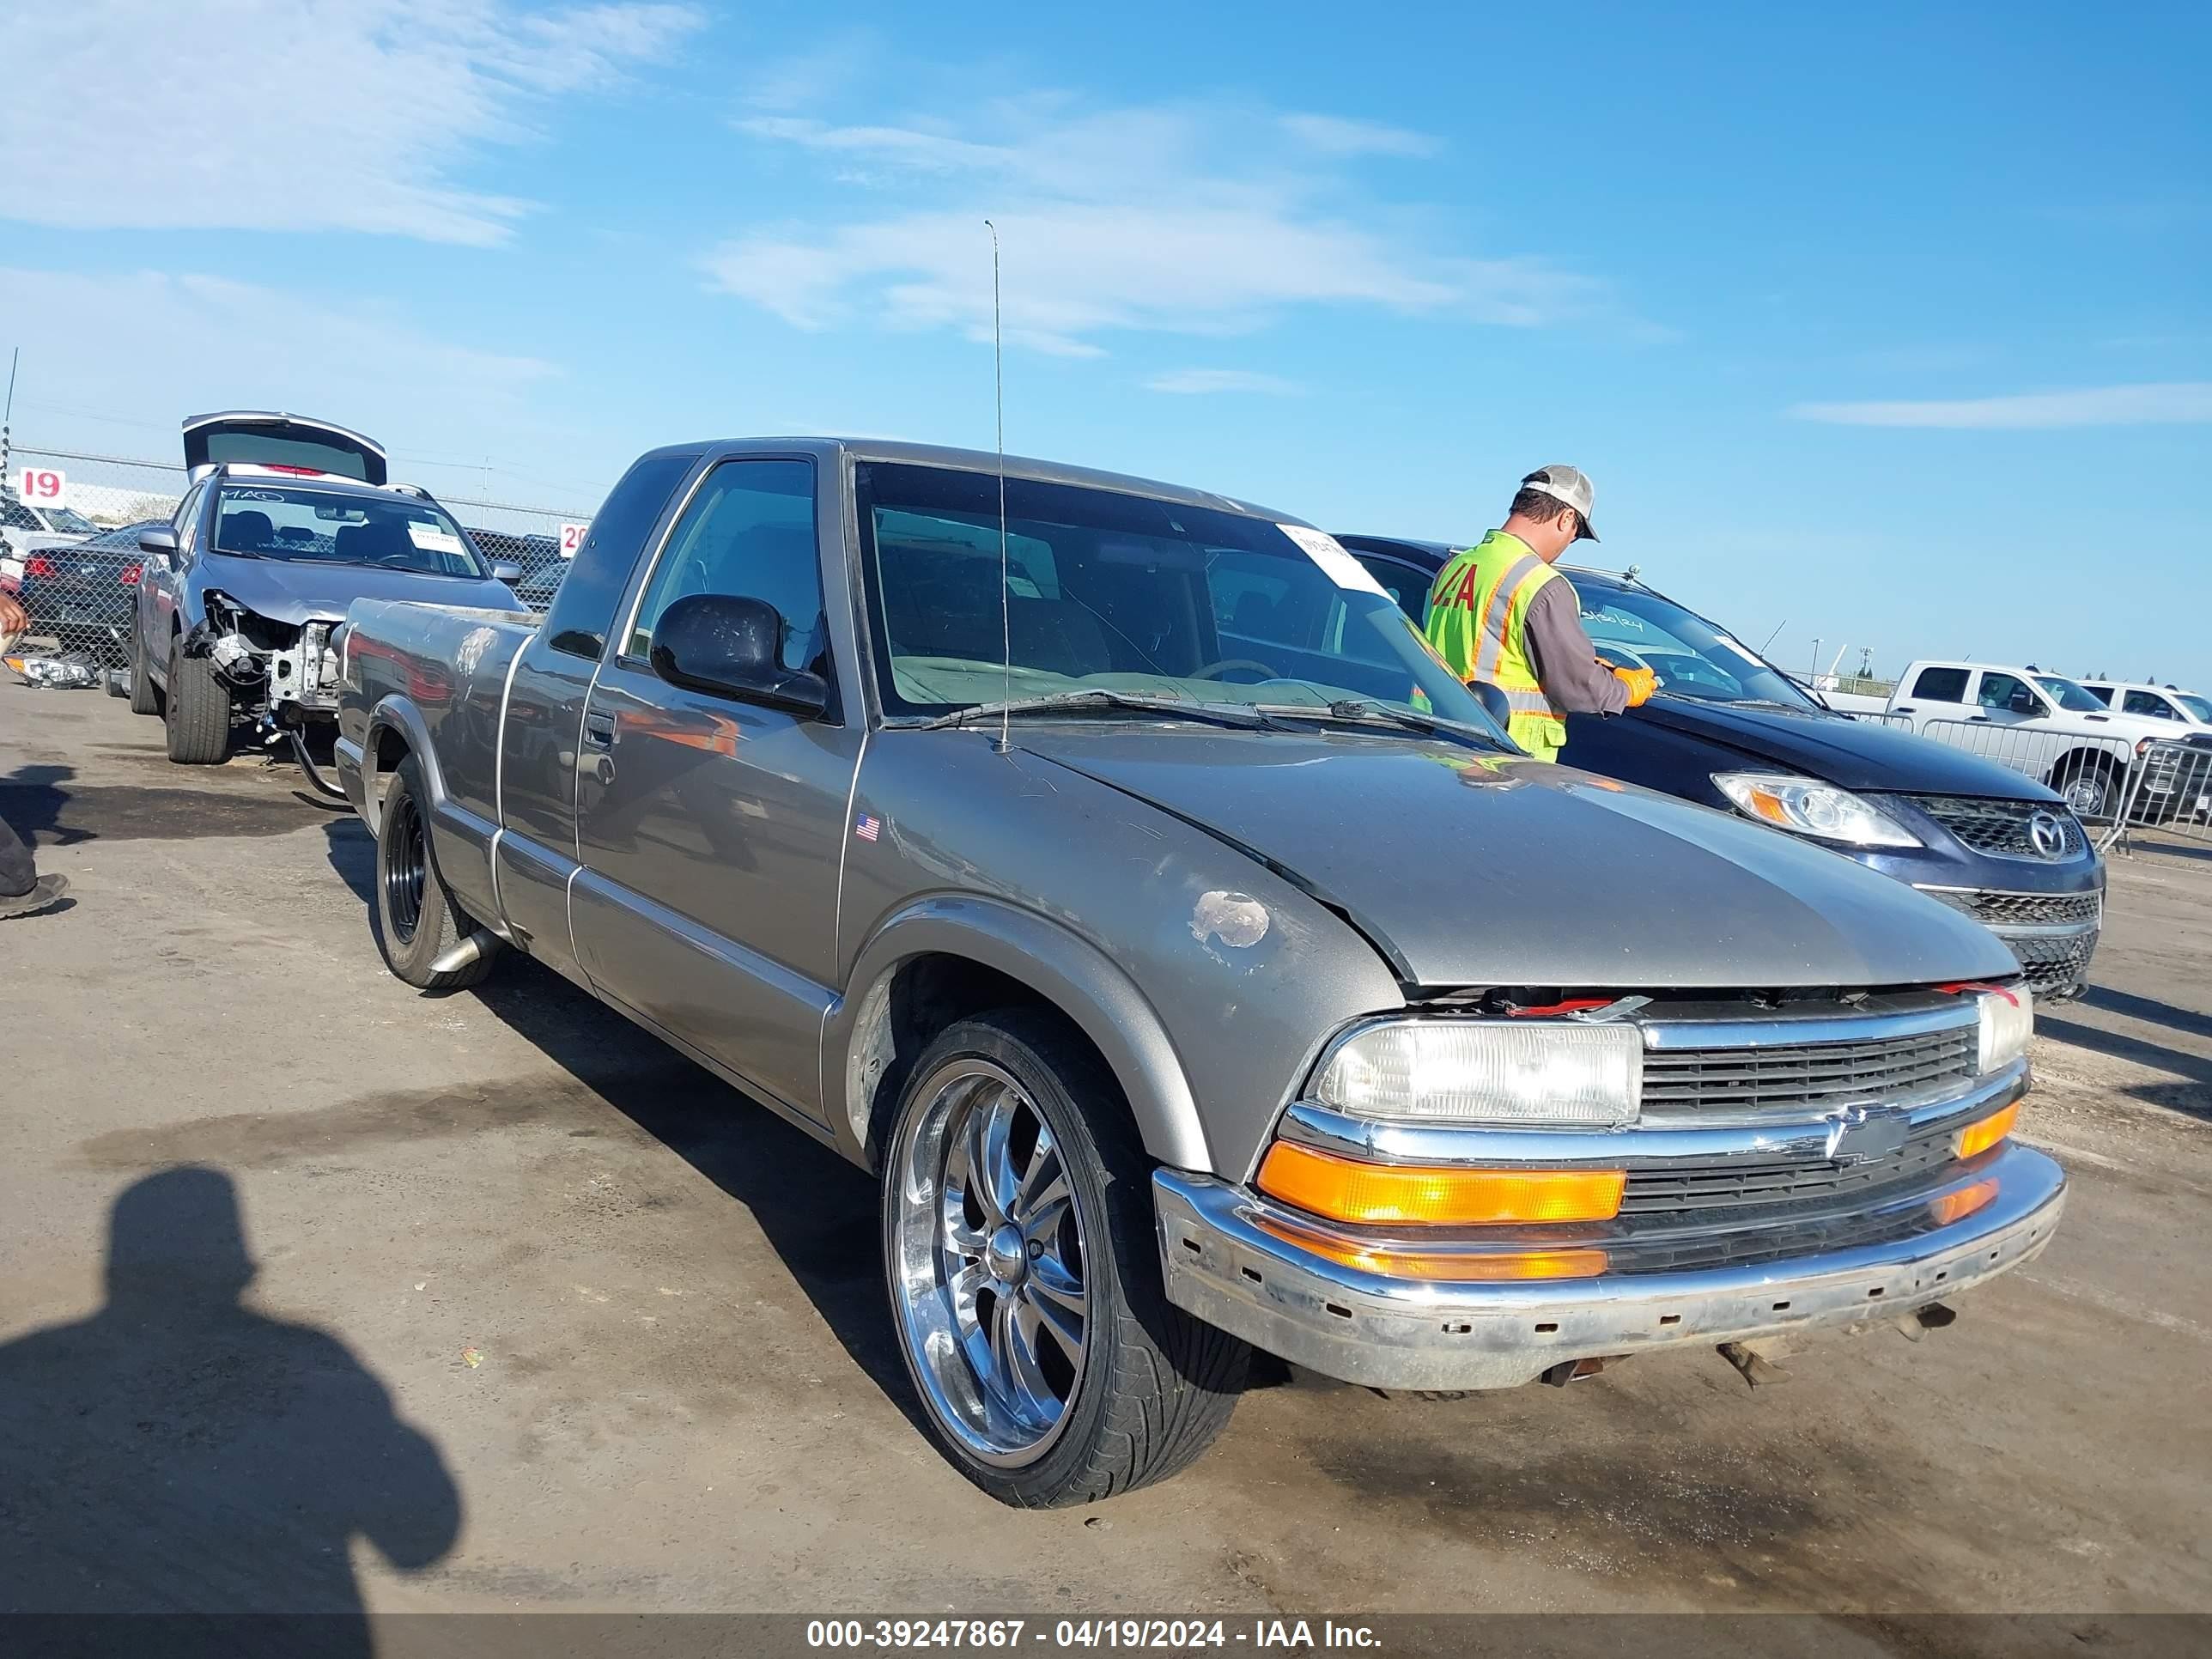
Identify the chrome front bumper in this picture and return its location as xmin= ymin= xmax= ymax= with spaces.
xmin=1154 ymin=1144 xmax=2065 ymax=1391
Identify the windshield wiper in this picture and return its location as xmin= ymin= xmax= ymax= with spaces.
xmin=916 ymin=690 xmax=1283 ymax=732
xmin=1254 ymin=698 xmax=1509 ymax=751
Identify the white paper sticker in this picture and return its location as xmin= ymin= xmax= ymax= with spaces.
xmin=407 ymin=524 xmax=465 ymax=555
xmin=1711 ymin=633 xmax=1763 ymax=665
xmin=1277 ymin=524 xmax=1389 ymax=597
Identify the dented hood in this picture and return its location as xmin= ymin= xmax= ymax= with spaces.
xmin=198 ymin=550 xmax=525 ymax=626
xmin=1018 ymin=726 xmax=2016 ymax=990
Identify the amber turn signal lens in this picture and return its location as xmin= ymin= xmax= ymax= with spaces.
xmin=1255 ymin=1142 xmax=1625 ymax=1225
xmin=1253 ymin=1218 xmax=1609 ymax=1281
xmin=1927 ymin=1179 xmax=1999 ymax=1227
xmin=1954 ymin=1102 xmax=2019 ymax=1160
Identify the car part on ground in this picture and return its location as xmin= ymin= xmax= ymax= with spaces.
xmin=336 ymin=436 xmax=2059 ymax=1504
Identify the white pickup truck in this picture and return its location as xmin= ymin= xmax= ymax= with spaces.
xmin=1826 ymin=659 xmax=2206 ymax=821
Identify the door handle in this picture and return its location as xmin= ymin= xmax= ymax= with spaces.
xmin=1967 ymin=714 xmax=1989 ymax=722
xmin=583 ymin=712 xmax=616 ymax=750
xmin=1894 ymin=706 xmax=1914 ymax=714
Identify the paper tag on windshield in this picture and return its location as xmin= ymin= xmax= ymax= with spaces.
xmin=1277 ymin=524 xmax=1389 ymax=596
xmin=1711 ymin=633 xmax=1762 ymax=665
xmin=408 ymin=525 xmax=465 ymax=555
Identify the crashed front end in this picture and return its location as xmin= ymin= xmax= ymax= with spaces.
xmin=183 ymin=593 xmax=347 ymax=728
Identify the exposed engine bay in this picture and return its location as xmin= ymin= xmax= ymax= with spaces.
xmin=180 ymin=592 xmax=346 ymax=729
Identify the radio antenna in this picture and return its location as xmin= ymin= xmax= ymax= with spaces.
xmin=985 ymin=219 xmax=1012 ymax=755
xmin=1758 ymin=618 xmax=1788 ymax=656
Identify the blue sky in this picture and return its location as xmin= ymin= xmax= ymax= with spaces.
xmin=5 ymin=1 xmax=2207 ymax=684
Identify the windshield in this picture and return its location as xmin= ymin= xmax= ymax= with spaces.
xmin=1572 ymin=580 xmax=1814 ymax=708
xmin=46 ymin=506 xmax=99 ymax=535
xmin=210 ymin=484 xmax=485 ymax=577
xmin=2033 ymin=674 xmax=2106 ymax=713
xmin=854 ymin=463 xmax=1499 ymax=735
xmin=2176 ymin=693 xmax=2212 ymax=724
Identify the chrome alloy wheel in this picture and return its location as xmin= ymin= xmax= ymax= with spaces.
xmin=890 ymin=1059 xmax=1090 ymax=1468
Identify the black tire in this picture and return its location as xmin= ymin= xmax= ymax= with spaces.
xmin=163 ymin=640 xmax=230 ymax=763
xmin=128 ymin=624 xmax=163 ymax=715
xmin=2051 ymin=758 xmax=2119 ymax=823
xmin=881 ymin=1009 xmax=1248 ymax=1507
xmin=372 ymin=754 xmax=495 ymax=991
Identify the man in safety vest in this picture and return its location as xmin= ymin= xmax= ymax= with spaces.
xmin=1425 ymin=465 xmax=1655 ymax=762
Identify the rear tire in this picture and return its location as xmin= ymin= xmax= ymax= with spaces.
xmin=882 ymin=1009 xmax=1248 ymax=1507
xmin=163 ymin=641 xmax=230 ymax=763
xmin=128 ymin=625 xmax=163 ymax=715
xmin=372 ymin=754 xmax=495 ymax=991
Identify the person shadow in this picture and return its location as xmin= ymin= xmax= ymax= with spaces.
xmin=0 ymin=1166 xmax=461 ymax=1655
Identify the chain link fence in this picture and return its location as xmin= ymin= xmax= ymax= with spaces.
xmin=1 ymin=446 xmax=590 ymax=669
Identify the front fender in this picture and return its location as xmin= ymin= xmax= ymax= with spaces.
xmin=826 ymin=895 xmax=1210 ymax=1173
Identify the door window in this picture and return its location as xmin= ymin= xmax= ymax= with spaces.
xmin=1352 ymin=556 xmax=1431 ymax=622
xmin=2123 ymin=690 xmax=2179 ymax=720
xmin=173 ymin=483 xmax=205 ymax=554
xmin=626 ymin=459 xmax=825 ymax=676
xmin=543 ymin=452 xmax=696 ymax=659
xmin=1976 ymin=672 xmax=2035 ymax=712
xmin=1910 ymin=665 xmax=1970 ymax=702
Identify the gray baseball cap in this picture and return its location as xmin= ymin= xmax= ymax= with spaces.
xmin=1521 ymin=465 xmax=1598 ymax=541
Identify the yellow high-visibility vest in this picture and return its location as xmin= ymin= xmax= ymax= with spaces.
xmin=1425 ymin=530 xmax=1569 ymax=762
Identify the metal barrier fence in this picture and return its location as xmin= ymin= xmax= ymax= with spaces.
xmin=2 ymin=446 xmax=591 ymax=668
xmin=2110 ymin=738 xmax=2212 ymax=855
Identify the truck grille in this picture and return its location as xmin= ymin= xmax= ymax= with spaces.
xmin=1908 ymin=795 xmax=2086 ymax=859
xmin=1620 ymin=1120 xmax=1960 ymax=1215
xmin=1921 ymin=888 xmax=2102 ymax=929
xmin=1639 ymin=1025 xmax=1978 ymax=1123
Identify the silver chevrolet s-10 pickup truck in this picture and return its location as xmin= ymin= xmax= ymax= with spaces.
xmin=333 ymin=438 xmax=2064 ymax=1507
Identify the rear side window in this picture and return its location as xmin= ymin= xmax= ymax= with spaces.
xmin=544 ymin=453 xmax=696 ymax=659
xmin=1911 ymin=666 xmax=1969 ymax=702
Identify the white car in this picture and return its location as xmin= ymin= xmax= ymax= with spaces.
xmin=0 ymin=489 xmax=100 ymax=592
xmin=2078 ymin=679 xmax=2212 ymax=732
xmin=1879 ymin=659 xmax=2199 ymax=820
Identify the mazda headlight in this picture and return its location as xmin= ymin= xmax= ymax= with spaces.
xmin=1975 ymin=986 xmax=2033 ymax=1075
xmin=1713 ymin=773 xmax=1921 ymax=848
xmin=1314 ymin=1020 xmax=1642 ymax=1127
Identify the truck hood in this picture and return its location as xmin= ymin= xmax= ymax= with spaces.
xmin=1634 ymin=696 xmax=2065 ymax=799
xmin=1018 ymin=726 xmax=2017 ymax=990
xmin=200 ymin=550 xmax=525 ymax=626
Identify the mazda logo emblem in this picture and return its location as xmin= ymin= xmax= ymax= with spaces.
xmin=2028 ymin=811 xmax=2066 ymax=859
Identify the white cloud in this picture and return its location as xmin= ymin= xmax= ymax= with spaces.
xmin=1279 ymin=113 xmax=1438 ymax=158
xmin=1790 ymin=382 xmax=2212 ymax=429
xmin=0 ymin=265 xmax=609 ymax=501
xmin=708 ymin=98 xmax=1615 ymax=356
xmin=1146 ymin=369 xmax=1304 ymax=396
xmin=1 ymin=0 xmax=702 ymax=245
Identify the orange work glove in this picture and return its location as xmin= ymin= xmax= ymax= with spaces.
xmin=1613 ymin=665 xmax=1656 ymax=707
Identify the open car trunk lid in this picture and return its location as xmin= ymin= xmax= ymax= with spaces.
xmin=183 ymin=411 xmax=388 ymax=487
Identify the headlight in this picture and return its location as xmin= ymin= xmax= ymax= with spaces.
xmin=1975 ymin=985 xmax=2033 ymax=1075
xmin=1314 ymin=1019 xmax=1642 ymax=1127
xmin=1712 ymin=772 xmax=1922 ymax=848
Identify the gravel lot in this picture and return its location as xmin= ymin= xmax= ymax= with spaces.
xmin=2 ymin=676 xmax=2207 ymax=1636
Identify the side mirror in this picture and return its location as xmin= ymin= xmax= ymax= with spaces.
xmin=647 ymin=592 xmax=829 ymax=718
xmin=490 ymin=559 xmax=524 ymax=584
xmin=138 ymin=526 xmax=179 ymax=566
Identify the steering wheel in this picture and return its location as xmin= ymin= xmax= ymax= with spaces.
xmin=370 ymin=553 xmax=421 ymax=568
xmin=1189 ymin=659 xmax=1276 ymax=683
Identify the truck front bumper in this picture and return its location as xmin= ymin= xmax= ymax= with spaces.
xmin=1153 ymin=1144 xmax=2064 ymax=1391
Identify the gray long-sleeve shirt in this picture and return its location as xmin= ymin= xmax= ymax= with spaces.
xmin=1523 ymin=580 xmax=1629 ymax=716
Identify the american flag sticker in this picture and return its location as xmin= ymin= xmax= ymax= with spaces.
xmin=854 ymin=812 xmax=881 ymax=842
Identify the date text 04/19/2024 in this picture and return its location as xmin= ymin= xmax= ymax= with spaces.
xmin=804 ymin=1620 xmax=1382 ymax=1650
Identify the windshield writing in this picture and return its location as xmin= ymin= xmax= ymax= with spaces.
xmin=212 ymin=485 xmax=483 ymax=578
xmin=854 ymin=463 xmax=1499 ymax=737
xmin=1576 ymin=584 xmax=1814 ymax=708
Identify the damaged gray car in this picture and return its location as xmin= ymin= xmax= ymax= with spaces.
xmin=128 ymin=413 xmax=526 ymax=763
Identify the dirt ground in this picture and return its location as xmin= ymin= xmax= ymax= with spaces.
xmin=1 ymin=674 xmax=2206 ymax=1633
